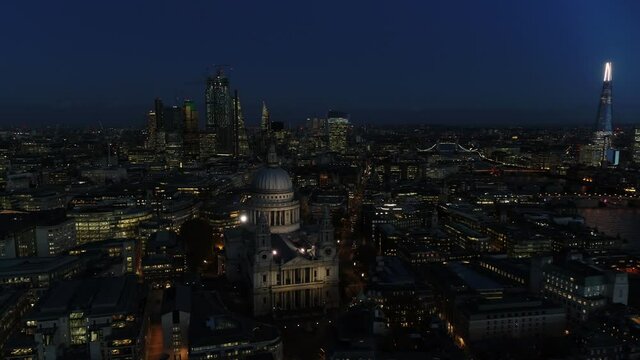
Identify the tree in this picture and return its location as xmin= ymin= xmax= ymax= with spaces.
xmin=180 ymin=218 xmax=214 ymax=272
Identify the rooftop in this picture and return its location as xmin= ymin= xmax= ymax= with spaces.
xmin=27 ymin=275 xmax=140 ymax=320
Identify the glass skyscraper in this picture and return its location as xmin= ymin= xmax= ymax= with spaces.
xmin=592 ymin=62 xmax=615 ymax=166
xmin=205 ymin=70 xmax=234 ymax=154
xmin=326 ymin=111 xmax=350 ymax=154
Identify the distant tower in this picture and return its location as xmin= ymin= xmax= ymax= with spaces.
xmin=595 ymin=62 xmax=613 ymax=133
xmin=261 ymin=102 xmax=271 ymax=132
xmin=592 ymin=62 xmax=615 ymax=166
xmin=633 ymin=127 xmax=640 ymax=164
xmin=183 ymin=99 xmax=200 ymax=160
xmin=205 ymin=69 xmax=234 ymax=154
xmin=267 ymin=143 xmax=278 ymax=166
xmin=146 ymin=110 xmax=157 ymax=149
xmin=326 ymin=111 xmax=350 ymax=153
xmin=183 ymin=99 xmax=198 ymax=133
xmin=154 ymin=98 xmax=164 ymax=131
xmin=233 ymin=93 xmax=249 ymax=157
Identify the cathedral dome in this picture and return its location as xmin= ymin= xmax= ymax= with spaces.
xmin=251 ymin=144 xmax=293 ymax=194
xmin=251 ymin=166 xmax=293 ymax=194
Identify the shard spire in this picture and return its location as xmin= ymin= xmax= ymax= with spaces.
xmin=595 ymin=62 xmax=613 ymax=133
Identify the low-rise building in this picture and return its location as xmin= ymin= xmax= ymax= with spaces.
xmin=22 ymin=275 xmax=145 ymax=360
xmin=69 ymin=206 xmax=152 ymax=244
xmin=0 ymin=256 xmax=88 ymax=289
xmin=0 ymin=290 xmax=34 ymax=355
xmin=541 ymin=259 xmax=628 ymax=320
xmin=456 ymin=298 xmax=566 ymax=343
xmin=141 ymin=231 xmax=185 ymax=289
xmin=35 ymin=217 xmax=76 ymax=257
xmin=160 ymin=286 xmax=283 ymax=360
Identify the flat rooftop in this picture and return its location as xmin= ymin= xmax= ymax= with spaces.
xmin=28 ymin=275 xmax=140 ymax=320
xmin=448 ymin=262 xmax=503 ymax=291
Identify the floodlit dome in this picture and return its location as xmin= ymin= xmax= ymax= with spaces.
xmin=251 ymin=166 xmax=293 ymax=194
xmin=245 ymin=144 xmax=300 ymax=233
xmin=251 ymin=144 xmax=293 ymax=194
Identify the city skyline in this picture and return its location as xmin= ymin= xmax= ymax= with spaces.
xmin=2 ymin=1 xmax=640 ymax=126
xmin=4 ymin=2 xmax=640 ymax=360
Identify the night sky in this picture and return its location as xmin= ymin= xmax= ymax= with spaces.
xmin=2 ymin=0 xmax=640 ymax=127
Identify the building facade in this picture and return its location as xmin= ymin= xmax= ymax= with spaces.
xmin=205 ymin=70 xmax=234 ymax=154
xmin=326 ymin=111 xmax=350 ymax=153
xmin=225 ymin=146 xmax=340 ymax=316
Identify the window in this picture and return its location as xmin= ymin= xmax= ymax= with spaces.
xmin=262 ymin=274 xmax=267 ymax=283
xmin=326 ymin=268 xmax=330 ymax=277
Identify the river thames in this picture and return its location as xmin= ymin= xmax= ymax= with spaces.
xmin=578 ymin=208 xmax=640 ymax=249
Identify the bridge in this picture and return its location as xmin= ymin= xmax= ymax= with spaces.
xmin=416 ymin=140 xmax=547 ymax=172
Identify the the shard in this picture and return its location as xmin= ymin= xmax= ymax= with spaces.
xmin=595 ymin=62 xmax=613 ymax=133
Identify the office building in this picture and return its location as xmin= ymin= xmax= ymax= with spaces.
xmin=205 ymin=70 xmax=234 ymax=154
xmin=541 ymin=259 xmax=628 ymax=320
xmin=154 ymin=98 xmax=165 ymax=131
xmin=141 ymin=231 xmax=186 ymax=289
xmin=0 ymin=290 xmax=33 ymax=355
xmin=0 ymin=256 xmax=87 ymax=289
xmin=69 ymin=207 xmax=152 ymax=245
xmin=161 ymin=286 xmax=283 ymax=360
xmin=326 ymin=111 xmax=350 ymax=153
xmin=35 ymin=217 xmax=76 ymax=257
xmin=0 ymin=221 xmax=35 ymax=259
xmin=199 ymin=131 xmax=217 ymax=161
xmin=261 ymin=101 xmax=271 ymax=132
xmin=456 ymin=298 xmax=566 ymax=343
xmin=69 ymin=238 xmax=138 ymax=275
xmin=183 ymin=99 xmax=198 ymax=134
xmin=146 ymin=110 xmax=157 ymax=150
xmin=183 ymin=99 xmax=200 ymax=160
xmin=22 ymin=276 xmax=145 ymax=360
xmin=164 ymin=105 xmax=184 ymax=133
xmin=633 ymin=127 xmax=640 ymax=164
xmin=232 ymin=94 xmax=249 ymax=156
xmin=366 ymin=256 xmax=433 ymax=329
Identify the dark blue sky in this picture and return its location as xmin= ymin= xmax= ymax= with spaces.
xmin=2 ymin=0 xmax=640 ymax=127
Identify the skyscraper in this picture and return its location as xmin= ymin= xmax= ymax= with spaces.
xmin=592 ymin=62 xmax=615 ymax=166
xmin=233 ymin=94 xmax=249 ymax=156
xmin=595 ymin=62 xmax=613 ymax=133
xmin=633 ymin=128 xmax=640 ymax=164
xmin=164 ymin=105 xmax=184 ymax=133
xmin=260 ymin=101 xmax=271 ymax=132
xmin=326 ymin=111 xmax=350 ymax=153
xmin=183 ymin=99 xmax=198 ymax=134
xmin=154 ymin=98 xmax=165 ymax=131
xmin=205 ymin=69 xmax=234 ymax=154
xmin=146 ymin=110 xmax=157 ymax=150
xmin=183 ymin=99 xmax=200 ymax=160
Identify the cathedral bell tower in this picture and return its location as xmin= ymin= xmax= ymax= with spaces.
xmin=318 ymin=206 xmax=336 ymax=260
xmin=255 ymin=214 xmax=272 ymax=264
